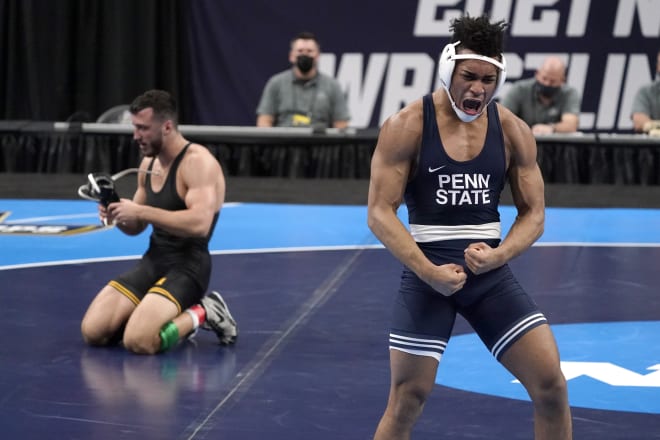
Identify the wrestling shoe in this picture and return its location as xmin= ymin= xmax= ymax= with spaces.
xmin=200 ymin=291 xmax=238 ymax=345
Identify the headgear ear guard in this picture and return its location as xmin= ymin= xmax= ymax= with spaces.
xmin=77 ymin=168 xmax=160 ymax=207
xmin=438 ymin=41 xmax=507 ymax=94
xmin=438 ymin=41 xmax=507 ymax=122
xmin=78 ymin=173 xmax=120 ymax=207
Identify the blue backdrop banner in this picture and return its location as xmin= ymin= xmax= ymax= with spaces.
xmin=183 ymin=0 xmax=659 ymax=132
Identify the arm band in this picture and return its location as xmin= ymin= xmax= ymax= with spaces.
xmin=159 ymin=321 xmax=179 ymax=352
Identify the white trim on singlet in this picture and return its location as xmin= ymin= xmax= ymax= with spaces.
xmin=410 ymin=222 xmax=501 ymax=242
xmin=390 ymin=346 xmax=442 ymax=362
xmin=491 ymin=312 xmax=547 ymax=359
xmin=389 ymin=333 xmax=447 ymax=362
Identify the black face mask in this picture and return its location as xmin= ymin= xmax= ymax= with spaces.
xmin=295 ymin=55 xmax=314 ymax=73
xmin=536 ymin=81 xmax=560 ymax=98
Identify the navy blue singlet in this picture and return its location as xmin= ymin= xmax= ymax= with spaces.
xmin=389 ymin=96 xmax=547 ymax=361
xmin=404 ymin=94 xmax=506 ymax=254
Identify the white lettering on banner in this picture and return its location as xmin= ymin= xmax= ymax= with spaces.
xmin=318 ymin=1 xmax=660 ymax=131
xmin=321 ymin=53 xmax=388 ymax=127
xmin=617 ymin=54 xmax=654 ymax=129
xmin=322 ymin=50 xmax=656 ymax=131
xmin=614 ymin=0 xmax=660 ymax=37
xmin=413 ymin=0 xmax=462 ymax=36
xmin=596 ymin=54 xmax=626 ymax=130
xmin=566 ymin=0 xmax=590 ymax=36
xmin=511 ymin=0 xmax=559 ymax=36
xmin=381 ymin=54 xmax=435 ymax=122
xmin=414 ymin=0 xmax=592 ymax=37
xmin=413 ymin=0 xmax=660 ymax=38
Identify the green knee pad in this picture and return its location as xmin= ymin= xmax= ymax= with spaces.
xmin=159 ymin=321 xmax=179 ymax=352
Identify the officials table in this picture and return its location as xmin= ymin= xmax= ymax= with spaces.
xmin=1 ymin=122 xmax=659 ymax=185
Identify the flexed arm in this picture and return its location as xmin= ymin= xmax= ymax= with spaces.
xmin=465 ymin=106 xmax=544 ymax=274
xmin=107 ymin=146 xmax=225 ymax=238
xmin=368 ymin=105 xmax=466 ymax=296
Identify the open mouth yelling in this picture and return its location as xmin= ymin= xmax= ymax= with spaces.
xmin=462 ymin=99 xmax=482 ymax=115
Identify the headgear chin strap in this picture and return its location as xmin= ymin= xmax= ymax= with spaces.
xmin=438 ymin=41 xmax=507 ymax=122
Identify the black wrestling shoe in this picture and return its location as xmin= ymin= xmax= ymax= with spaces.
xmin=200 ymin=291 xmax=238 ymax=345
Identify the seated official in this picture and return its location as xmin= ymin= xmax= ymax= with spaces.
xmin=256 ymin=31 xmax=350 ymax=129
xmin=501 ymin=56 xmax=581 ymax=135
xmin=631 ymin=50 xmax=660 ymax=135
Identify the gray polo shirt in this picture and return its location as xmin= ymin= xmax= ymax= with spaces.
xmin=501 ymin=77 xmax=581 ymax=126
xmin=256 ymin=69 xmax=350 ymax=128
xmin=631 ymin=80 xmax=660 ymax=119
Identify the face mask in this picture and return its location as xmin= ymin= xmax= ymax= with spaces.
xmin=295 ymin=55 xmax=314 ymax=73
xmin=536 ymin=81 xmax=560 ymax=98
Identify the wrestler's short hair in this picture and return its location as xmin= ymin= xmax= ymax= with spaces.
xmin=129 ymin=89 xmax=178 ymax=126
xmin=450 ymin=15 xmax=508 ymax=60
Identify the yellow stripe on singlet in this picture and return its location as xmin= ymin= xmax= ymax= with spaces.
xmin=108 ymin=280 xmax=140 ymax=306
xmin=148 ymin=286 xmax=182 ymax=314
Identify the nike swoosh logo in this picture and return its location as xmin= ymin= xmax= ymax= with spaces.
xmin=428 ymin=165 xmax=447 ymax=173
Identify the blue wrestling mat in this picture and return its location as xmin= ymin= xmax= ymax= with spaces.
xmin=2 ymin=199 xmax=660 ymax=267
xmin=1 ymin=199 xmax=659 ymax=439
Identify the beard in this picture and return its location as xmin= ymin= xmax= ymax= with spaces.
xmin=140 ymin=138 xmax=163 ymax=157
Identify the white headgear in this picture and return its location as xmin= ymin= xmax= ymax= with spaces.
xmin=438 ymin=41 xmax=507 ymax=122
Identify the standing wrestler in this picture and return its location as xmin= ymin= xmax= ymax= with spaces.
xmin=81 ymin=89 xmax=237 ymax=354
xmin=368 ymin=16 xmax=572 ymax=439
